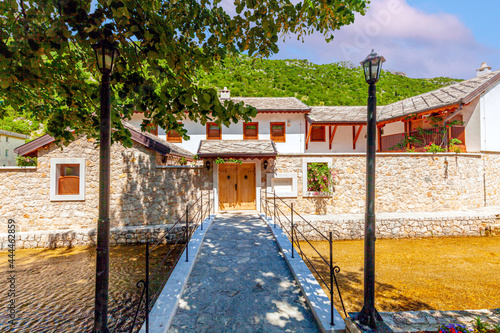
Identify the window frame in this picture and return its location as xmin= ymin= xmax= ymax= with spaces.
xmin=167 ymin=123 xmax=183 ymax=143
xmin=50 ymin=158 xmax=86 ymax=201
xmin=270 ymin=122 xmax=286 ymax=143
xmin=243 ymin=122 xmax=259 ymax=140
xmin=302 ymin=157 xmax=333 ymax=197
xmin=206 ymin=122 xmax=221 ymax=140
xmin=310 ymin=125 xmax=326 ymax=142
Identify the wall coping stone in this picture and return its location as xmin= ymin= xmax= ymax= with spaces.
xmin=303 ymin=206 xmax=500 ymax=223
xmin=156 ymin=165 xmax=203 ymax=169
xmin=279 ymin=153 xmax=483 ymax=157
xmin=0 ymin=166 xmax=37 ymax=171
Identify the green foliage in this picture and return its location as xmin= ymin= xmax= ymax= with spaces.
xmin=0 ymin=0 xmax=369 ymax=146
xmin=471 ymin=317 xmax=500 ymax=333
xmin=0 ymin=107 xmax=45 ymax=137
xmin=449 ymin=138 xmax=462 ymax=153
xmin=306 ymin=162 xmax=336 ymax=194
xmin=178 ymin=157 xmax=187 ymax=166
xmin=196 ymin=55 xmax=461 ymax=106
xmin=215 ymin=157 xmax=242 ymax=165
xmin=423 ymin=142 xmax=446 ymax=153
xmin=16 ymin=156 xmax=37 ymax=166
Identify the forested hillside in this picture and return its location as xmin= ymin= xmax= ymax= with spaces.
xmin=196 ymin=55 xmax=460 ymax=106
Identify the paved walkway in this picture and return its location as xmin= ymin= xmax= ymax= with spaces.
xmin=168 ymin=211 xmax=319 ymax=333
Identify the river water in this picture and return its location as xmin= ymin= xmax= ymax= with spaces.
xmin=0 ymin=244 xmax=180 ymax=333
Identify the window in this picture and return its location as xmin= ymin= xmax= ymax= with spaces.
xmin=310 ymin=125 xmax=326 ymax=142
xmin=6 ymin=137 xmax=8 ymax=142
xmin=270 ymin=122 xmax=286 ymax=142
xmin=147 ymin=124 xmax=158 ymax=136
xmin=302 ymin=158 xmax=334 ymax=197
xmin=50 ymin=158 xmax=85 ymax=201
xmin=206 ymin=122 xmax=221 ymax=140
xmin=5 ymin=149 xmax=8 ymax=157
xmin=266 ymin=173 xmax=297 ymax=197
xmin=243 ymin=122 xmax=258 ymax=140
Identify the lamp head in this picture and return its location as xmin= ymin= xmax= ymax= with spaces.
xmin=92 ymin=40 xmax=118 ymax=74
xmin=361 ymin=49 xmax=386 ymax=84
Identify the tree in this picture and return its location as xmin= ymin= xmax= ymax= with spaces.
xmin=0 ymin=0 xmax=368 ymax=145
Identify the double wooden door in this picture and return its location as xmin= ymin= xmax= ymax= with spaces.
xmin=219 ymin=163 xmax=256 ymax=210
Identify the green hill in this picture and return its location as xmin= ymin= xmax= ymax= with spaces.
xmin=196 ymin=55 xmax=461 ymax=106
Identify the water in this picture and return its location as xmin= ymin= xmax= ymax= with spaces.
xmin=0 ymin=244 xmax=181 ymax=333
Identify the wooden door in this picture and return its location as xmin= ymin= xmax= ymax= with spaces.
xmin=238 ymin=164 xmax=256 ymax=210
xmin=218 ymin=163 xmax=256 ymax=210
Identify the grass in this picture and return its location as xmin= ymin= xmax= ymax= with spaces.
xmin=298 ymin=236 xmax=500 ymax=315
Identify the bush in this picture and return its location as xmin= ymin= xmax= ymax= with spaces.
xmin=307 ymin=162 xmax=336 ymax=194
xmin=16 ymin=156 xmax=37 ymax=166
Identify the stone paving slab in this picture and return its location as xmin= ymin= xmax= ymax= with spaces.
xmin=168 ymin=211 xmax=320 ymax=333
xmin=380 ymin=309 xmax=500 ymax=332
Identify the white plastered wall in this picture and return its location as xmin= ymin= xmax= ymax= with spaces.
xmin=480 ymin=81 xmax=500 ymax=152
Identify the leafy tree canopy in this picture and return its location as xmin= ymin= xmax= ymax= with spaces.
xmin=0 ymin=0 xmax=368 ymax=146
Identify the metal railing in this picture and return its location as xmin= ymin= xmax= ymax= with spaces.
xmin=260 ymin=191 xmax=347 ymax=324
xmin=127 ymin=190 xmax=213 ymax=333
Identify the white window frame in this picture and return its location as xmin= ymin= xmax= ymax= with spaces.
xmin=266 ymin=172 xmax=297 ymax=198
xmin=302 ymin=157 xmax=334 ymax=197
xmin=50 ymin=158 xmax=86 ymax=201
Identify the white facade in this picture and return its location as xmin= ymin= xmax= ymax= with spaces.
xmin=130 ymin=112 xmax=309 ymax=154
xmin=0 ymin=131 xmax=29 ymax=166
xmin=480 ymin=81 xmax=500 ymax=152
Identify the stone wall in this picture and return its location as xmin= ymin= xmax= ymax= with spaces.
xmin=269 ymin=153 xmax=500 ymax=215
xmin=0 ymin=224 xmax=189 ymax=250
xmin=291 ymin=211 xmax=499 ymax=241
xmin=0 ymin=136 xmax=213 ymax=233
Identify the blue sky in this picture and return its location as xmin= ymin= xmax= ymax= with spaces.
xmin=269 ymin=0 xmax=500 ymax=79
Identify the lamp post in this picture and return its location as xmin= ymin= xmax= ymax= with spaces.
xmin=92 ymin=39 xmax=118 ymax=333
xmin=353 ymin=50 xmax=391 ymax=332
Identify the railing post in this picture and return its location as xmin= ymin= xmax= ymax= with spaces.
xmin=329 ymin=231 xmax=334 ymax=327
xmin=273 ymin=190 xmax=276 ymax=228
xmin=291 ymin=203 xmax=294 ymax=259
xmin=145 ymin=239 xmax=150 ymax=333
xmin=265 ymin=190 xmax=268 ymax=218
xmin=185 ymin=206 xmax=189 ymax=262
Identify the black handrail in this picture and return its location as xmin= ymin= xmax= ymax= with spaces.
xmin=126 ymin=189 xmax=213 ymax=333
xmin=261 ymin=191 xmax=347 ymax=324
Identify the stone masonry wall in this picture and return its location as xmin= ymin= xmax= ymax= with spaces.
xmin=270 ymin=153 xmax=499 ymax=215
xmin=0 ymin=136 xmax=212 ymax=234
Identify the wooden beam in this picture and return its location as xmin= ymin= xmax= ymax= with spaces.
xmin=329 ymin=125 xmax=338 ymax=150
xmin=305 ymin=121 xmax=313 ymax=150
xmin=353 ymin=125 xmax=364 ymax=150
xmin=377 ymin=126 xmax=382 ymax=152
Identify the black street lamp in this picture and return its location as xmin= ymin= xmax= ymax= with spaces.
xmin=352 ymin=50 xmax=391 ymax=332
xmin=92 ymin=39 xmax=118 ymax=333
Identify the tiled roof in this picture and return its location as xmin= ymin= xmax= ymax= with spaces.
xmin=229 ymin=97 xmax=310 ymax=112
xmin=307 ymin=106 xmax=367 ymax=124
xmin=123 ymin=122 xmax=193 ymax=158
xmin=197 ymin=140 xmax=277 ymax=158
xmin=378 ymin=70 xmax=500 ymax=121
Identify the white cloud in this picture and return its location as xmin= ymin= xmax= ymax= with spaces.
xmin=268 ymin=0 xmax=500 ymax=79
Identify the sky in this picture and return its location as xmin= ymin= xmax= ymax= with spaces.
xmin=268 ymin=0 xmax=500 ymax=79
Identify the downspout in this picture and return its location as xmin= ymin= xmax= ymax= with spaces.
xmin=443 ymin=102 xmax=464 ymax=151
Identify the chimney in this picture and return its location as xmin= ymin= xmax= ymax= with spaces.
xmin=220 ymin=87 xmax=230 ymax=99
xmin=476 ymin=62 xmax=492 ymax=77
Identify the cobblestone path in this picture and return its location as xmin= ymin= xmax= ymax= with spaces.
xmin=168 ymin=211 xmax=319 ymax=333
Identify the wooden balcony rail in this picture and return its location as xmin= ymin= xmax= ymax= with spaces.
xmin=380 ymin=125 xmax=465 ymax=152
